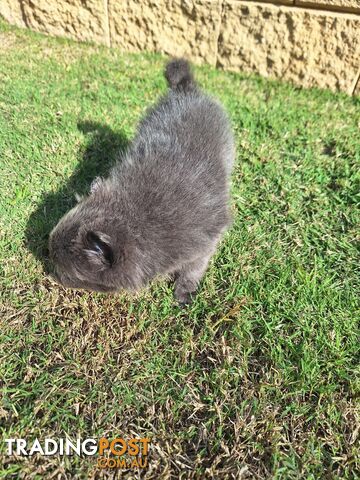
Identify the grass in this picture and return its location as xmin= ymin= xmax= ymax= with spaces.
xmin=0 ymin=18 xmax=359 ymax=479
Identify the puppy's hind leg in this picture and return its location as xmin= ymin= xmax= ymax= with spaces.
xmin=174 ymin=252 xmax=214 ymax=305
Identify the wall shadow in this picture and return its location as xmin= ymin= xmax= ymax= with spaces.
xmin=25 ymin=121 xmax=129 ymax=273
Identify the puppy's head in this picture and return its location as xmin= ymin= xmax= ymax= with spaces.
xmin=48 ymin=189 xmax=131 ymax=292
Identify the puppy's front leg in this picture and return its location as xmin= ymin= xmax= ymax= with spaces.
xmin=174 ymin=252 xmax=214 ymax=305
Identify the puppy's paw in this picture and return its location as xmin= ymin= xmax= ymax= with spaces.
xmin=75 ymin=193 xmax=85 ymax=203
xmin=174 ymin=286 xmax=194 ymax=306
xmin=90 ymin=177 xmax=103 ymax=194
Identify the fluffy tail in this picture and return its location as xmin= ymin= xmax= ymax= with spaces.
xmin=164 ymin=59 xmax=196 ymax=92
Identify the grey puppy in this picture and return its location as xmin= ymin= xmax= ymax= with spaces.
xmin=49 ymin=59 xmax=234 ymax=304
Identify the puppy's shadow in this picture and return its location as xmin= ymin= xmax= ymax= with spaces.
xmin=25 ymin=121 xmax=129 ymax=273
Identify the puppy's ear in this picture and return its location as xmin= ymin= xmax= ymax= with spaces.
xmin=84 ymin=230 xmax=114 ymax=267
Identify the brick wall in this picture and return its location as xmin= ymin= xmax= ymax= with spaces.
xmin=1 ymin=0 xmax=359 ymax=94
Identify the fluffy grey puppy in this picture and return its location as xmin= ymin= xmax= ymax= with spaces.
xmin=49 ymin=59 xmax=235 ymax=304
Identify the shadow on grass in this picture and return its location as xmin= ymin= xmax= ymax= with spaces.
xmin=25 ymin=121 xmax=129 ymax=273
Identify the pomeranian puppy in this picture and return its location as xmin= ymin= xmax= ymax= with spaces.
xmin=49 ymin=59 xmax=234 ymax=304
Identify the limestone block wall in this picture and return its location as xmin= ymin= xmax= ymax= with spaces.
xmin=1 ymin=0 xmax=359 ymax=94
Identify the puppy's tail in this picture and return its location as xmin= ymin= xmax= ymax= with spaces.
xmin=164 ymin=59 xmax=196 ymax=92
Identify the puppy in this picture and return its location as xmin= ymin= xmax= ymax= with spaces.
xmin=49 ymin=59 xmax=235 ymax=304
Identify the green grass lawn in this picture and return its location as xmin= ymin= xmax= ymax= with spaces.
xmin=0 ymin=18 xmax=359 ymax=479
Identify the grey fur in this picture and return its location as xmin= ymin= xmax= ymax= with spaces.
xmin=49 ymin=59 xmax=235 ymax=304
